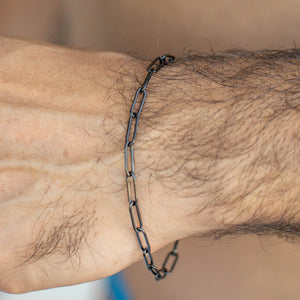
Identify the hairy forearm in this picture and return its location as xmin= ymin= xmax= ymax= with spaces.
xmin=137 ymin=49 xmax=300 ymax=240
xmin=3 ymin=37 xmax=300 ymax=243
xmin=0 ymin=35 xmax=300 ymax=293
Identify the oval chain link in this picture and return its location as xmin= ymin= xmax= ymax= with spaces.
xmin=124 ymin=55 xmax=178 ymax=281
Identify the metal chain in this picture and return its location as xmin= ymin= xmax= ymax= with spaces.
xmin=124 ymin=54 xmax=179 ymax=281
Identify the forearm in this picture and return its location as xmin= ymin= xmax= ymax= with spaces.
xmin=142 ymin=49 xmax=300 ymax=240
xmin=2 ymin=36 xmax=300 ymax=242
xmin=0 ymin=36 xmax=300 ymax=293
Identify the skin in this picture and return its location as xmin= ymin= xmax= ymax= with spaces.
xmin=0 ymin=36 xmax=208 ymax=293
xmin=1 ymin=1 xmax=299 ymax=298
xmin=0 ymin=36 xmax=300 ymax=294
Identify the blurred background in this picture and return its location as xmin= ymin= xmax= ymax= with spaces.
xmin=0 ymin=0 xmax=300 ymax=299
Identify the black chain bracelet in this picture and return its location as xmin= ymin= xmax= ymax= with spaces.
xmin=124 ymin=55 xmax=179 ymax=281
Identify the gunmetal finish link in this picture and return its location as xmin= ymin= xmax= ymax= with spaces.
xmin=124 ymin=55 xmax=179 ymax=281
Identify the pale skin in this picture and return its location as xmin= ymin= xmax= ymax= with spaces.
xmin=0 ymin=36 xmax=300 ymax=293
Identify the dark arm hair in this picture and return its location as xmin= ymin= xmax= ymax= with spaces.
xmin=115 ymin=48 xmax=300 ymax=242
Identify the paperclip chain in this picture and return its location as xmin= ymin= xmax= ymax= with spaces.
xmin=124 ymin=55 xmax=179 ymax=281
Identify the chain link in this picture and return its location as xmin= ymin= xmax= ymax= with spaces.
xmin=124 ymin=55 xmax=179 ymax=281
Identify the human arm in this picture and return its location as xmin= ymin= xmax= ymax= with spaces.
xmin=0 ymin=36 xmax=299 ymax=293
xmin=0 ymin=36 xmax=145 ymax=293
